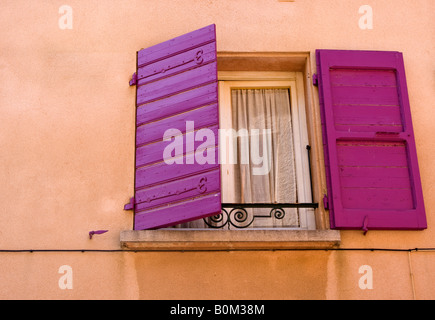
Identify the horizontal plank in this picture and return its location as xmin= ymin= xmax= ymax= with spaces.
xmin=330 ymin=68 xmax=397 ymax=87
xmin=138 ymin=42 xmax=216 ymax=85
xmin=339 ymin=165 xmax=410 ymax=178
xmin=318 ymin=50 xmax=402 ymax=71
xmin=135 ymin=169 xmax=220 ymax=212
xmin=137 ymin=62 xmax=217 ymax=105
xmin=134 ymin=192 xmax=221 ymax=230
xmin=331 ymin=85 xmax=399 ymax=106
xmin=138 ymin=24 xmax=215 ymax=66
xmin=136 ymin=125 xmax=218 ymax=168
xmin=341 ymin=187 xmax=414 ymax=210
xmin=339 ymin=166 xmax=411 ymax=189
xmin=136 ymin=103 xmax=218 ymax=146
xmin=333 ymin=104 xmax=402 ymax=126
xmin=136 ymin=82 xmax=218 ymax=123
xmin=337 ymin=139 xmax=407 ymax=148
xmin=135 ymin=150 xmax=219 ymax=190
xmin=336 ymin=141 xmax=408 ymax=167
xmin=340 ymin=175 xmax=411 ymax=190
xmin=334 ymin=123 xmax=403 ymax=133
xmin=333 ymin=101 xmax=403 ymax=132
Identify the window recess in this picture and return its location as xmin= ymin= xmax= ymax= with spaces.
xmin=192 ymin=72 xmax=317 ymax=230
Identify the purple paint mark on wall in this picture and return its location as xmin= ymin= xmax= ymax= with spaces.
xmin=89 ymin=230 xmax=109 ymax=239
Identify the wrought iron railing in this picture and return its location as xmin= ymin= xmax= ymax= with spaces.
xmin=203 ymin=202 xmax=319 ymax=229
xmin=204 ymin=145 xmax=318 ymax=229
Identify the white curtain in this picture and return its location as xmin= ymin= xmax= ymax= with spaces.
xmin=228 ymin=89 xmax=298 ymax=228
xmin=176 ymin=88 xmax=298 ymax=229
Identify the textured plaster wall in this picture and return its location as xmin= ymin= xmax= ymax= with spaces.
xmin=0 ymin=0 xmax=434 ymax=299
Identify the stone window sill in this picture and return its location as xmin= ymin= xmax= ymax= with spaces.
xmin=120 ymin=229 xmax=341 ymax=251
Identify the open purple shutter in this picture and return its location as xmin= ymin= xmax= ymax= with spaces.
xmin=316 ymin=50 xmax=426 ymax=231
xmin=130 ymin=24 xmax=221 ymax=230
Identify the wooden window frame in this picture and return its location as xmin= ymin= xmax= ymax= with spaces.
xmin=218 ymin=71 xmax=316 ymax=230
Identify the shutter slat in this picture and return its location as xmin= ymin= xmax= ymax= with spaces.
xmin=136 ymin=82 xmax=217 ymax=122
xmin=337 ymin=141 xmax=408 ymax=167
xmin=316 ymin=49 xmax=426 ymax=230
xmin=330 ymin=69 xmax=397 ymax=87
xmin=339 ymin=166 xmax=411 ymax=189
xmin=136 ymin=152 xmax=219 ymax=190
xmin=135 ymin=193 xmax=221 ymax=230
xmin=137 ymin=25 xmax=216 ymax=66
xmin=331 ymin=86 xmax=400 ymax=107
xmin=137 ymin=62 xmax=217 ymax=104
xmin=136 ymin=125 xmax=218 ymax=168
xmin=137 ymin=42 xmax=216 ymax=84
xmin=136 ymin=103 xmax=218 ymax=147
xmin=333 ymin=104 xmax=402 ymax=131
xmin=341 ymin=188 xmax=413 ymax=210
xmin=134 ymin=169 xmax=220 ymax=213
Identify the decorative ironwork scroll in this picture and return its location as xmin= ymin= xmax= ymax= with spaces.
xmin=203 ymin=203 xmax=318 ymax=229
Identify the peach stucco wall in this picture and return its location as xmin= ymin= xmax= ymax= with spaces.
xmin=0 ymin=0 xmax=434 ymax=299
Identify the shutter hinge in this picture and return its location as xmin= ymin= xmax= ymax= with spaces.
xmin=323 ymin=194 xmax=329 ymax=210
xmin=312 ymin=73 xmax=318 ymax=86
xmin=124 ymin=197 xmax=135 ymax=211
xmin=129 ymin=72 xmax=137 ymax=86
xmin=362 ymin=215 xmax=369 ymax=236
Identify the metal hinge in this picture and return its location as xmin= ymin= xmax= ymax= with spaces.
xmin=124 ymin=197 xmax=135 ymax=211
xmin=362 ymin=215 xmax=369 ymax=235
xmin=323 ymin=194 xmax=329 ymax=210
xmin=129 ymin=72 xmax=137 ymax=86
xmin=312 ymin=73 xmax=318 ymax=86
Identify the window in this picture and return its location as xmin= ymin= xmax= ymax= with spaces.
xmin=189 ymin=72 xmax=315 ymax=230
xmin=121 ymin=25 xmax=343 ymax=250
xmin=124 ymin=25 xmax=426 ymax=237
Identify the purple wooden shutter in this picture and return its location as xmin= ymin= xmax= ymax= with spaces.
xmin=316 ymin=50 xmax=426 ymax=231
xmin=130 ymin=24 xmax=221 ymax=230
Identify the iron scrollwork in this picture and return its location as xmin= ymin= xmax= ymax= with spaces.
xmin=203 ymin=203 xmax=318 ymax=229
